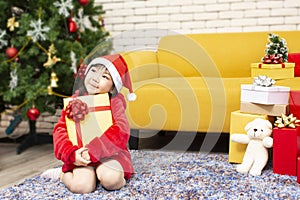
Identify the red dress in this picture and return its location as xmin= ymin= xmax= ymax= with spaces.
xmin=52 ymin=93 xmax=134 ymax=179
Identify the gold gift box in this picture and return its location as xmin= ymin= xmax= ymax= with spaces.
xmin=228 ymin=110 xmax=274 ymax=163
xmin=63 ymin=93 xmax=113 ymax=147
xmin=251 ymin=62 xmax=295 ymax=80
xmin=240 ymin=102 xmax=289 ymax=116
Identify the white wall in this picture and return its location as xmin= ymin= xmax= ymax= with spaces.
xmin=95 ymin=0 xmax=300 ymax=51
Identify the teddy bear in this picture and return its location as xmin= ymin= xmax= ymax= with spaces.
xmin=231 ymin=118 xmax=273 ymax=176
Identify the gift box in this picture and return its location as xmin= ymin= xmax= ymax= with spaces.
xmin=240 ymin=84 xmax=290 ymax=105
xmin=251 ymin=62 xmax=295 ymax=80
xmin=273 ymin=126 xmax=300 ymax=176
xmin=288 ymin=53 xmax=300 ymax=77
xmin=297 ymin=156 xmax=300 ymax=183
xmin=228 ymin=110 xmax=273 ymax=163
xmin=63 ymin=93 xmax=113 ymax=147
xmin=240 ymin=102 xmax=289 ymax=116
xmin=290 ymin=91 xmax=300 ymax=119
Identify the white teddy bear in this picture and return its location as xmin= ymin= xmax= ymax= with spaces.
xmin=231 ymin=118 xmax=273 ymax=176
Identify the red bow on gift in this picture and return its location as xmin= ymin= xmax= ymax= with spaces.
xmin=65 ymin=99 xmax=89 ymax=122
xmin=263 ymin=54 xmax=283 ymax=64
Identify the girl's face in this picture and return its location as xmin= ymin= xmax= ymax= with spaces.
xmin=84 ymin=65 xmax=114 ymax=95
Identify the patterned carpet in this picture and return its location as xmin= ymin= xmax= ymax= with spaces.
xmin=0 ymin=150 xmax=299 ymax=199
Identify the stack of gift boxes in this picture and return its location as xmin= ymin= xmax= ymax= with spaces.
xmin=229 ymin=66 xmax=300 ymax=181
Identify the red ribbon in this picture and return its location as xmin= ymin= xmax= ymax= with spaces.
xmin=74 ymin=105 xmax=111 ymax=147
xmin=258 ymin=63 xmax=285 ymax=68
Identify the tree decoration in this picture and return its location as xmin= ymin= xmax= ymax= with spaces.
xmin=27 ymin=105 xmax=40 ymax=121
xmin=78 ymin=0 xmax=90 ymax=6
xmin=7 ymin=16 xmax=19 ymax=32
xmin=50 ymin=71 xmax=59 ymax=88
xmin=0 ymin=29 xmax=8 ymax=49
xmin=68 ymin=17 xmax=77 ymax=33
xmin=262 ymin=33 xmax=288 ymax=64
xmin=9 ymin=68 xmax=18 ymax=91
xmin=98 ymin=15 xmax=105 ymax=27
xmin=0 ymin=1 xmax=111 ymax=118
xmin=70 ymin=51 xmax=77 ymax=73
xmin=26 ymin=19 xmax=50 ymax=42
xmin=6 ymin=46 xmax=18 ymax=58
xmin=74 ymin=8 xmax=85 ymax=32
xmin=53 ymin=0 xmax=74 ymax=17
xmin=11 ymin=6 xmax=24 ymax=15
xmin=43 ymin=44 xmax=61 ymax=68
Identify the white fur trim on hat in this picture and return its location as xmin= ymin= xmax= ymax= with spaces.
xmin=127 ymin=92 xmax=137 ymax=101
xmin=86 ymin=57 xmax=122 ymax=92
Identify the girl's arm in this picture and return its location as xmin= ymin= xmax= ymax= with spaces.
xmin=86 ymin=93 xmax=130 ymax=163
xmin=53 ymin=110 xmax=79 ymax=165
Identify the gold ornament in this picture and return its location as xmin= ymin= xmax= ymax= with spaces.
xmin=50 ymin=72 xmax=59 ymax=88
xmin=98 ymin=15 xmax=104 ymax=26
xmin=47 ymin=86 xmax=53 ymax=95
xmin=274 ymin=114 xmax=300 ymax=128
xmin=98 ymin=15 xmax=107 ymax=32
xmin=48 ymin=44 xmax=56 ymax=55
xmin=43 ymin=53 xmax=60 ymax=67
xmin=7 ymin=16 xmax=19 ymax=31
xmin=43 ymin=44 xmax=61 ymax=68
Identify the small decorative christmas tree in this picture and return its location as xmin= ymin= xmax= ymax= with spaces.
xmin=262 ymin=33 xmax=288 ymax=64
xmin=0 ymin=0 xmax=111 ymax=116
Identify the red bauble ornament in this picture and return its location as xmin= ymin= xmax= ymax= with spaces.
xmin=27 ymin=107 xmax=40 ymax=121
xmin=6 ymin=47 xmax=18 ymax=59
xmin=78 ymin=0 xmax=89 ymax=6
xmin=68 ymin=18 xmax=77 ymax=33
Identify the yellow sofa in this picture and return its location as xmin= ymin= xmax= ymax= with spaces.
xmin=121 ymin=31 xmax=300 ymax=149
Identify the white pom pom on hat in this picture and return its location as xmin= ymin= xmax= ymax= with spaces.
xmin=85 ymin=54 xmax=136 ymax=101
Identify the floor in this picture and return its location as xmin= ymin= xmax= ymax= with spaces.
xmin=0 ymin=130 xmax=229 ymax=190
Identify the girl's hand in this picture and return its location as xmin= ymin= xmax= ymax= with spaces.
xmin=81 ymin=148 xmax=91 ymax=162
xmin=74 ymin=147 xmax=91 ymax=166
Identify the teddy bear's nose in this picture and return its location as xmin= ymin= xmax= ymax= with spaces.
xmin=253 ymin=128 xmax=257 ymax=132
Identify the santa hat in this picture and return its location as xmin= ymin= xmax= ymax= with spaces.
xmin=85 ymin=54 xmax=136 ymax=101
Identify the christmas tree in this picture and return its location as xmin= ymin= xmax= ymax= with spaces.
xmin=0 ymin=0 xmax=111 ymax=117
xmin=262 ymin=33 xmax=288 ymax=64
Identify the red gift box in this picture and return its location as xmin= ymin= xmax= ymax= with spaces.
xmin=290 ymin=91 xmax=300 ymax=119
xmin=273 ymin=126 xmax=300 ymax=176
xmin=298 ymin=156 xmax=300 ymax=183
xmin=288 ymin=53 xmax=300 ymax=77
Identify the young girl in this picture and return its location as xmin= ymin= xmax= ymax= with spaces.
xmin=41 ymin=54 xmax=136 ymax=194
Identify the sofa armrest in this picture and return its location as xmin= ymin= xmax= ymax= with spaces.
xmin=121 ymin=50 xmax=159 ymax=82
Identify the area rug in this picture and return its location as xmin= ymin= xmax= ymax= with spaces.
xmin=1 ymin=150 xmax=300 ymax=199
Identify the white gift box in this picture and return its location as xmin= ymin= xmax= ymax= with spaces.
xmin=240 ymin=84 xmax=290 ymax=105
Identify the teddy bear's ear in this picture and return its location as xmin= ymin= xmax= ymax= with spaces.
xmin=263 ymin=120 xmax=272 ymax=130
xmin=245 ymin=121 xmax=254 ymax=132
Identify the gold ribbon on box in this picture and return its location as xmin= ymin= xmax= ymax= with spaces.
xmin=253 ymin=75 xmax=276 ymax=87
xmin=274 ymin=114 xmax=300 ymax=128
